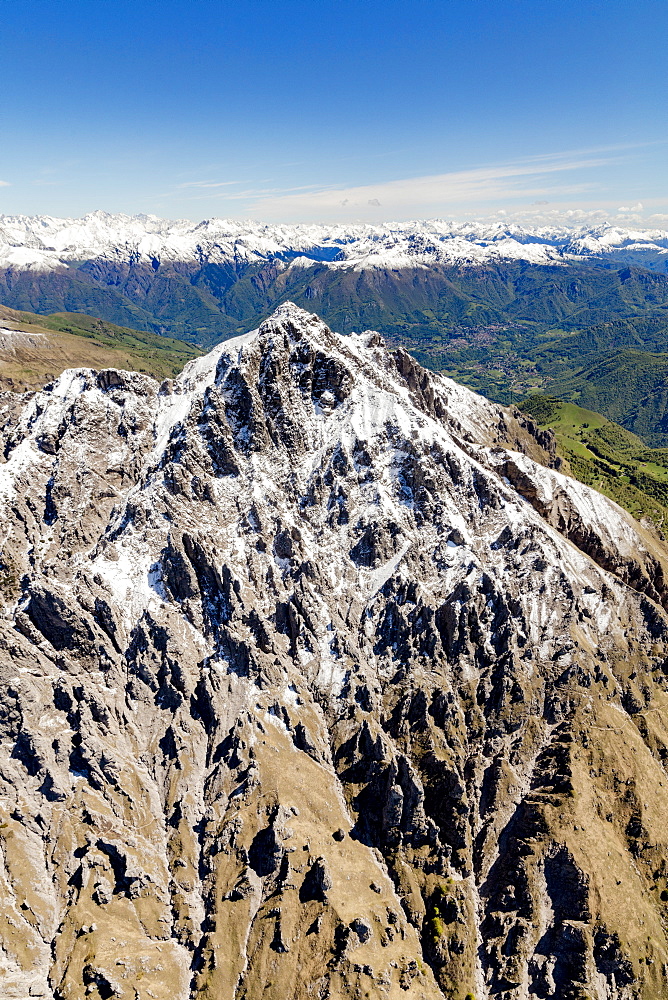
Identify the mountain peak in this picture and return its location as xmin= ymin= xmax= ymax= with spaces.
xmin=2 ymin=307 xmax=668 ymax=997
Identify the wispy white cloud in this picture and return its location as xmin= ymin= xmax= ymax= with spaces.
xmin=175 ymin=180 xmax=242 ymax=189
xmin=235 ymin=147 xmax=631 ymax=222
xmin=168 ymin=182 xmax=327 ymax=203
xmin=155 ymin=143 xmax=666 ymax=226
xmin=0 ymin=180 xmax=11 ymax=188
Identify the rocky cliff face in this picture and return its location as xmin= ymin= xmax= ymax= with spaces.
xmin=1 ymin=303 xmax=668 ymax=1000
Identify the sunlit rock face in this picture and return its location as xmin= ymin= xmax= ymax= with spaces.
xmin=1 ymin=303 xmax=668 ymax=1000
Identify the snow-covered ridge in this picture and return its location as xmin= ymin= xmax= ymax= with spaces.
xmin=1 ymin=210 xmax=668 ymax=272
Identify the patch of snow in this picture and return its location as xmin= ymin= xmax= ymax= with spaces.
xmin=364 ymin=540 xmax=412 ymax=597
xmin=283 ymin=684 xmax=302 ymax=707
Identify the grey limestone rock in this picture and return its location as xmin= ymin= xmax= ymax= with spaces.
xmin=0 ymin=303 xmax=667 ymax=999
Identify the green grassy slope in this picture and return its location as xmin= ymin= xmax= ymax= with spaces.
xmin=41 ymin=311 xmax=203 ymax=374
xmin=519 ymin=395 xmax=668 ymax=525
xmin=544 ymin=350 xmax=668 ymax=448
xmin=0 ymin=305 xmax=203 ymax=390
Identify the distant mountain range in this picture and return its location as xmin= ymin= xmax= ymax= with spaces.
xmin=5 ymin=212 xmax=668 ymax=444
xmin=3 ymin=211 xmax=668 ymax=273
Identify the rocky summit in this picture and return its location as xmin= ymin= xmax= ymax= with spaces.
xmin=2 ymin=303 xmax=668 ymax=1000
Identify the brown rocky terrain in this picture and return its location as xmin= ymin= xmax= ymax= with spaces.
xmin=1 ymin=303 xmax=668 ymax=999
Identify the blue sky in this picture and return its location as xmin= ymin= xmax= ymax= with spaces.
xmin=2 ymin=0 xmax=667 ymax=224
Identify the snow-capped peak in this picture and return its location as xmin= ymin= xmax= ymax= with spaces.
xmin=1 ymin=211 xmax=668 ymax=272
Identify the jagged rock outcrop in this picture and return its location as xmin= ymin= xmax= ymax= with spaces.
xmin=1 ymin=303 xmax=668 ymax=999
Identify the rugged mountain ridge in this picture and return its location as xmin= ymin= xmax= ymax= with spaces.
xmin=2 ymin=304 xmax=668 ymax=999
